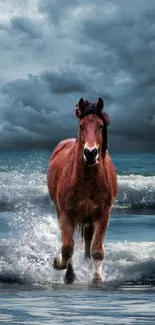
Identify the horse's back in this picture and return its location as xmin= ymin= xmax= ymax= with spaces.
xmin=50 ymin=138 xmax=76 ymax=161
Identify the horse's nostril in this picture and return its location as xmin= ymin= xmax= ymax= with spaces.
xmin=84 ymin=148 xmax=98 ymax=160
xmin=93 ymin=148 xmax=98 ymax=157
xmin=84 ymin=148 xmax=89 ymax=156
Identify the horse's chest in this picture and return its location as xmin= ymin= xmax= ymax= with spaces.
xmin=60 ymin=177 xmax=103 ymax=220
xmin=72 ymin=184 xmax=100 ymax=219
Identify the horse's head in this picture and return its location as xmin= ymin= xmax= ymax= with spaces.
xmin=75 ymin=98 xmax=110 ymax=166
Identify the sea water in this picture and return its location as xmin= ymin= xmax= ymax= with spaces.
xmin=0 ymin=150 xmax=155 ymax=324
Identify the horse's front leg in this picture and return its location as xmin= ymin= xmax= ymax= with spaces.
xmin=53 ymin=214 xmax=76 ymax=283
xmin=90 ymin=214 xmax=109 ymax=284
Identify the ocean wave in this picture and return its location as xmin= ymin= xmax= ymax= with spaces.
xmin=0 ymin=171 xmax=50 ymax=211
xmin=115 ymin=175 xmax=155 ymax=210
xmin=0 ymin=215 xmax=155 ymax=286
xmin=0 ymin=172 xmax=155 ymax=212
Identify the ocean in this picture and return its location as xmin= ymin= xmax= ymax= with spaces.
xmin=0 ymin=150 xmax=155 ymax=324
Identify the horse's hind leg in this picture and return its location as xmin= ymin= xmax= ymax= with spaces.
xmin=53 ymin=214 xmax=76 ymax=283
xmin=83 ymin=223 xmax=93 ymax=258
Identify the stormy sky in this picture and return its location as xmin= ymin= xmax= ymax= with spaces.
xmin=0 ymin=0 xmax=155 ymax=152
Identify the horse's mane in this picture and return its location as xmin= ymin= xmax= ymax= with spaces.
xmin=74 ymin=99 xmax=110 ymax=154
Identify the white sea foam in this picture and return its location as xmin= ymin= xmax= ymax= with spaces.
xmin=0 ymin=169 xmax=155 ymax=287
xmin=115 ymin=175 xmax=155 ymax=209
xmin=0 ymin=172 xmax=155 ymax=211
xmin=0 ymin=214 xmax=155 ymax=286
xmin=0 ymin=171 xmax=49 ymax=210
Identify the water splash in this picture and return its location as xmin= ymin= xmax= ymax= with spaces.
xmin=1 ymin=212 xmax=155 ymax=287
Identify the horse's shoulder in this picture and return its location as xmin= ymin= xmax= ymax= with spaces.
xmin=51 ymin=138 xmax=77 ymax=160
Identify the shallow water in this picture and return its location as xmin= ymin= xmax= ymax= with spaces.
xmin=0 ymin=151 xmax=155 ymax=324
xmin=1 ymin=286 xmax=155 ymax=325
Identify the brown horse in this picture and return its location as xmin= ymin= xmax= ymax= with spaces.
xmin=47 ymin=97 xmax=117 ymax=284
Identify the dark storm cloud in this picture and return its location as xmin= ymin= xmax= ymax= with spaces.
xmin=76 ymin=0 xmax=155 ymax=145
xmin=0 ymin=73 xmax=80 ymax=149
xmin=0 ymin=0 xmax=155 ymax=151
xmin=11 ymin=16 xmax=42 ymax=39
xmin=42 ymin=70 xmax=88 ymax=94
xmin=39 ymin=0 xmax=79 ymax=24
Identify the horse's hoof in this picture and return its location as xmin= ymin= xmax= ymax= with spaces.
xmin=64 ymin=262 xmax=76 ymax=284
xmin=53 ymin=257 xmax=66 ymax=270
xmin=64 ymin=272 xmax=76 ymax=284
xmin=91 ymin=273 xmax=103 ymax=285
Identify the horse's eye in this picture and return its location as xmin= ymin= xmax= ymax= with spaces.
xmin=99 ymin=124 xmax=104 ymax=130
xmin=80 ymin=124 xmax=84 ymax=130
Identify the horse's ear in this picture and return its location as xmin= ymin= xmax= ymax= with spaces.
xmin=74 ymin=98 xmax=85 ymax=118
xmin=97 ymin=97 xmax=104 ymax=111
xmin=78 ymin=98 xmax=85 ymax=112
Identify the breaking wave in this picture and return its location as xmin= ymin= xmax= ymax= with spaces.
xmin=0 ymin=214 xmax=155 ymax=287
xmin=115 ymin=175 xmax=155 ymax=211
xmin=0 ymin=169 xmax=155 ymax=288
xmin=0 ymin=171 xmax=155 ymax=212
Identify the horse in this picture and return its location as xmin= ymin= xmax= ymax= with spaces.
xmin=47 ymin=97 xmax=117 ymax=284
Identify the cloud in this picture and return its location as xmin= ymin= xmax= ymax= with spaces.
xmin=42 ymin=70 xmax=88 ymax=94
xmin=10 ymin=16 xmax=42 ymax=39
xmin=0 ymin=72 xmax=82 ymax=149
xmin=39 ymin=0 xmax=79 ymax=24
xmin=0 ymin=0 xmax=154 ymax=151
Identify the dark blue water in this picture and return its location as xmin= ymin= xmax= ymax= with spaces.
xmin=0 ymin=150 xmax=155 ymax=324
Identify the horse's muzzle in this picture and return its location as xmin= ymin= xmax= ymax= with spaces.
xmin=83 ymin=147 xmax=98 ymax=165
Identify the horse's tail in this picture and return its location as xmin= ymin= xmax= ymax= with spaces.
xmin=78 ymin=223 xmax=93 ymax=244
xmin=77 ymin=224 xmax=84 ymax=243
